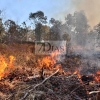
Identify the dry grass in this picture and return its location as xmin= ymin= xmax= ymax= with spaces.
xmin=0 ymin=43 xmax=99 ymax=100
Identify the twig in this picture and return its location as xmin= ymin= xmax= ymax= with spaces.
xmin=27 ymin=75 xmax=40 ymax=80
xmin=66 ymin=74 xmax=77 ymax=79
xmin=20 ymin=69 xmax=59 ymax=100
xmin=89 ymin=91 xmax=100 ymax=94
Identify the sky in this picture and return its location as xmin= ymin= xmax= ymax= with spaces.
xmin=0 ymin=0 xmax=71 ymax=24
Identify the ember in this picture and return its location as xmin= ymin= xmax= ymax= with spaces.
xmin=95 ymin=71 xmax=100 ymax=82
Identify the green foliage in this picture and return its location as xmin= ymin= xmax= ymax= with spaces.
xmin=29 ymin=11 xmax=47 ymax=41
xmin=29 ymin=11 xmax=47 ymax=24
xmin=0 ymin=9 xmax=100 ymax=45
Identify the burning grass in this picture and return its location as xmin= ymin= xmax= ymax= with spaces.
xmin=0 ymin=43 xmax=100 ymax=100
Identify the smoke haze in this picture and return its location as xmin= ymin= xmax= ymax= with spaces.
xmin=70 ymin=0 xmax=100 ymax=27
xmin=55 ymin=0 xmax=100 ymax=28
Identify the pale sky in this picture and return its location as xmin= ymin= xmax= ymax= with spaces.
xmin=0 ymin=0 xmax=71 ymax=24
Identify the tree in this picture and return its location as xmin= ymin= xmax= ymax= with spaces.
xmin=49 ymin=18 xmax=62 ymax=40
xmin=62 ymin=33 xmax=71 ymax=41
xmin=65 ymin=11 xmax=90 ymax=46
xmin=29 ymin=11 xmax=47 ymax=41
xmin=4 ymin=19 xmax=17 ymax=42
xmin=41 ymin=25 xmax=50 ymax=40
xmin=95 ymin=23 xmax=100 ymax=35
xmin=4 ymin=20 xmax=28 ymax=42
xmin=0 ymin=10 xmax=5 ymax=42
xmin=0 ymin=18 xmax=5 ymax=42
xmin=16 ymin=25 xmax=28 ymax=42
xmin=94 ymin=23 xmax=100 ymax=46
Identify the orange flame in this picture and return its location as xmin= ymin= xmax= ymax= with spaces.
xmin=94 ymin=71 xmax=100 ymax=82
xmin=37 ymin=50 xmax=100 ymax=83
xmin=38 ymin=50 xmax=61 ymax=70
xmin=73 ymin=70 xmax=81 ymax=79
xmin=0 ymin=55 xmax=15 ymax=79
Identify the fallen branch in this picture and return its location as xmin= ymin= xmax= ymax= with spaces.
xmin=20 ymin=69 xmax=59 ymax=100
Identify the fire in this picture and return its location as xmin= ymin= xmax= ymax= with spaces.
xmin=73 ymin=70 xmax=81 ymax=79
xmin=9 ymin=56 xmax=15 ymax=68
xmin=94 ymin=71 xmax=100 ymax=82
xmin=0 ymin=55 xmax=15 ymax=79
xmin=38 ymin=50 xmax=61 ymax=70
xmin=73 ymin=70 xmax=100 ymax=83
xmin=37 ymin=49 xmax=100 ymax=84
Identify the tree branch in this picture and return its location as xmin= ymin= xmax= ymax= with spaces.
xmin=20 ymin=69 xmax=59 ymax=100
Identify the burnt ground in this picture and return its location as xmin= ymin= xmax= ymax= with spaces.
xmin=0 ymin=43 xmax=100 ymax=100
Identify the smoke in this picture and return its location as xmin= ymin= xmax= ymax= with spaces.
xmin=54 ymin=0 xmax=100 ymax=28
xmin=68 ymin=0 xmax=100 ymax=55
xmin=51 ymin=0 xmax=100 ymax=56
xmin=70 ymin=0 xmax=100 ymax=28
xmin=58 ymin=10 xmax=98 ymax=56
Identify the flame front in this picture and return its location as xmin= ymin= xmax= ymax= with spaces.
xmin=38 ymin=50 xmax=61 ymax=69
xmin=37 ymin=50 xmax=100 ymax=84
xmin=0 ymin=55 xmax=15 ymax=79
